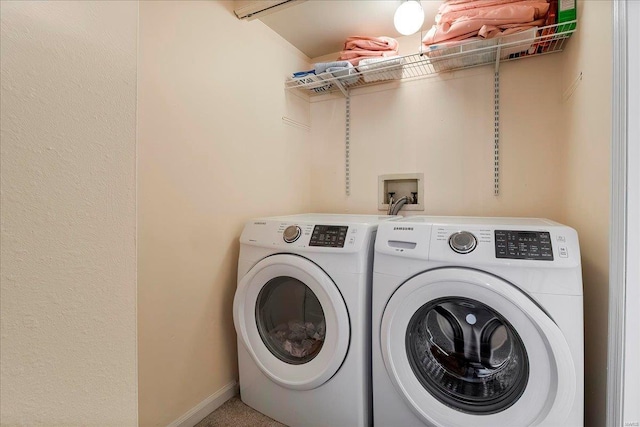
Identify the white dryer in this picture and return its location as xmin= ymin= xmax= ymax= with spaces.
xmin=233 ymin=213 xmax=399 ymax=427
xmin=372 ymin=216 xmax=584 ymax=427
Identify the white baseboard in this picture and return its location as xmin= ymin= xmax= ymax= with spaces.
xmin=167 ymin=381 xmax=239 ymax=427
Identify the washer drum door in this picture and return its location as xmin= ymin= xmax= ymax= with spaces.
xmin=234 ymin=254 xmax=350 ymax=391
xmin=381 ymin=267 xmax=576 ymax=427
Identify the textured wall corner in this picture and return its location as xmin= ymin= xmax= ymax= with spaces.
xmin=137 ymin=1 xmax=312 ymax=425
xmin=0 ymin=1 xmax=138 ymax=425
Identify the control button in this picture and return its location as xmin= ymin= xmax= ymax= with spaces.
xmin=449 ymin=231 xmax=478 ymax=254
xmin=559 ymin=245 xmax=568 ymax=258
xmin=283 ymin=225 xmax=302 ymax=243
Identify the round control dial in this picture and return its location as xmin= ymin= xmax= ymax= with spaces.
xmin=283 ymin=225 xmax=302 ymax=243
xmin=448 ymin=231 xmax=477 ymax=254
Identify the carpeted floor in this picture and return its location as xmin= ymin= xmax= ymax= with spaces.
xmin=196 ymin=396 xmax=287 ymax=427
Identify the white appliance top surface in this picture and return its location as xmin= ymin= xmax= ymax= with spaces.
xmin=375 ymin=216 xmax=582 ymax=295
xmin=240 ymin=214 xmax=399 ymax=256
xmin=377 ymin=215 xmax=580 ymax=269
xmin=258 ymin=213 xmax=399 ymax=225
xmin=400 ymin=216 xmax=561 ymax=227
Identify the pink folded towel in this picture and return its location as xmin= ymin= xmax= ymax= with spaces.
xmin=343 ymin=36 xmax=399 ymax=52
xmin=339 ymin=50 xmax=399 ymax=66
xmin=437 ymin=1 xmax=550 ymax=24
xmin=439 ymin=0 xmax=529 ymax=14
xmin=338 ymin=36 xmax=399 ymax=66
xmin=423 ymin=0 xmax=550 ymax=46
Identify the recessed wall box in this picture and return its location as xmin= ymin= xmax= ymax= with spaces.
xmin=378 ymin=173 xmax=424 ymax=212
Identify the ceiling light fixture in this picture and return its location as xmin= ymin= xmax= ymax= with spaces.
xmin=394 ymin=0 xmax=425 ymax=36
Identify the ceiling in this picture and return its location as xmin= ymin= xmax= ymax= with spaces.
xmin=258 ymin=1 xmax=441 ymax=59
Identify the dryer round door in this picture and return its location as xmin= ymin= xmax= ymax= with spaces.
xmin=380 ymin=267 xmax=576 ymax=427
xmin=233 ymin=254 xmax=350 ymax=391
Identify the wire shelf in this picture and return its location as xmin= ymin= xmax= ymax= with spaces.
xmin=285 ymin=21 xmax=576 ymax=97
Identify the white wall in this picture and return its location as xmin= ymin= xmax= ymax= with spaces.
xmin=0 ymin=1 xmax=138 ymax=425
xmin=309 ymin=53 xmax=566 ymax=221
xmin=559 ymin=2 xmax=612 ymax=426
xmin=137 ymin=1 xmax=312 ymax=425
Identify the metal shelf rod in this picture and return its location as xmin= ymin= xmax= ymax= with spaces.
xmin=345 ymin=93 xmax=351 ymax=196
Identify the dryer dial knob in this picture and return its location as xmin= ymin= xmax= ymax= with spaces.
xmin=449 ymin=231 xmax=477 ymax=254
xmin=283 ymin=225 xmax=302 ymax=243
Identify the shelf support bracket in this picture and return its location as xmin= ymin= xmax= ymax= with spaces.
xmin=345 ymin=92 xmax=351 ymax=196
xmin=334 ymin=78 xmax=349 ymax=97
xmin=494 ymin=46 xmax=501 ymax=196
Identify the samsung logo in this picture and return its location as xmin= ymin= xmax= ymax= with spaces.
xmin=254 ymin=221 xmax=267 ymax=225
xmin=393 ymin=226 xmax=414 ymax=231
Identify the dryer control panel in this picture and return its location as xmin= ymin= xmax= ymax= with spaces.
xmin=309 ymin=225 xmax=349 ymax=248
xmin=240 ymin=219 xmax=376 ymax=253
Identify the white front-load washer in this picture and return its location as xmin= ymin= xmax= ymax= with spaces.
xmin=233 ymin=213 xmax=399 ymax=427
xmin=372 ymin=216 xmax=584 ymax=427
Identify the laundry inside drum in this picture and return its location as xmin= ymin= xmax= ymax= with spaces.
xmin=256 ymin=276 xmax=326 ymax=364
xmin=269 ymin=319 xmax=326 ymax=359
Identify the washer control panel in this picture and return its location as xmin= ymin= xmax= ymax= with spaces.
xmin=309 ymin=225 xmax=349 ymax=248
xmin=494 ymin=230 xmax=553 ymax=260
